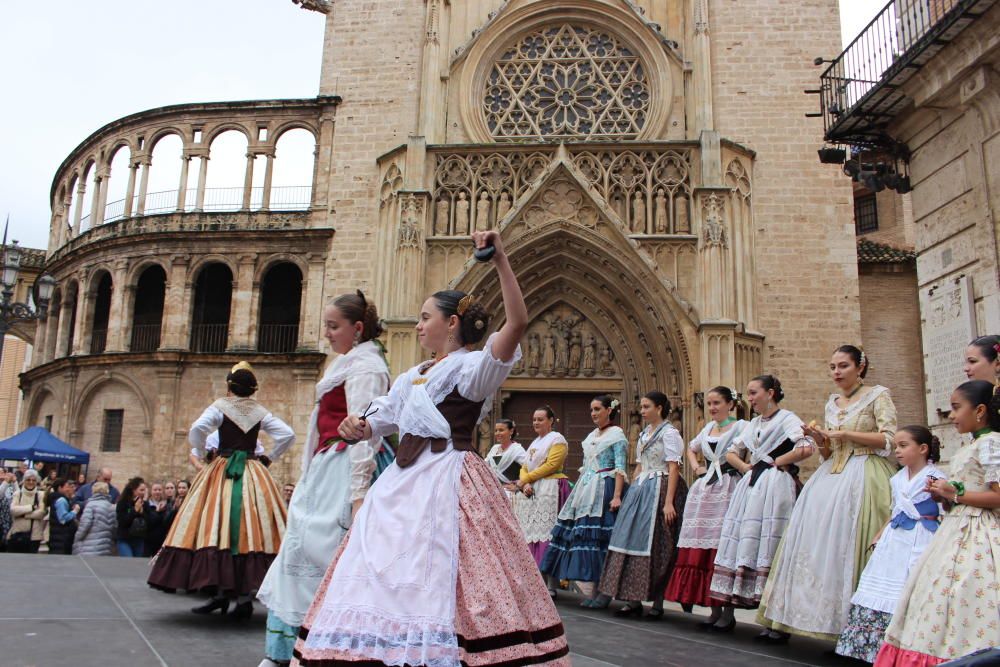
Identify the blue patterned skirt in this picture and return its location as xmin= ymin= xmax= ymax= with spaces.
xmin=540 ymin=476 xmax=621 ymax=582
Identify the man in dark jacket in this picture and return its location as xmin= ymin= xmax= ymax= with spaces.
xmin=74 ymin=468 xmax=120 ymax=508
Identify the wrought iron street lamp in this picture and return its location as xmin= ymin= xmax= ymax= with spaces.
xmin=0 ymin=240 xmax=56 ymax=367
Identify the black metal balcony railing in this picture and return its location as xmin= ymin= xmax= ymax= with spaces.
xmin=190 ymin=323 xmax=229 ymax=353
xmin=130 ymin=323 xmax=162 ymax=353
xmin=820 ymin=0 xmax=994 ymax=148
xmin=257 ymin=323 xmax=299 ymax=353
xmin=77 ymin=185 xmax=312 ymax=229
xmin=89 ymin=329 xmax=108 ymax=354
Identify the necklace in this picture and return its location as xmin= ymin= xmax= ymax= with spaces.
xmin=843 ymin=382 xmax=865 ymax=400
xmin=715 ymin=416 xmax=737 ymax=428
xmin=973 ymin=426 xmax=993 ymax=438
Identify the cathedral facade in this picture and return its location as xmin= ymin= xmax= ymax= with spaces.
xmin=21 ymin=0 xmax=858 ymax=483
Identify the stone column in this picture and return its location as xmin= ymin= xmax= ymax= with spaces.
xmin=32 ymin=318 xmax=48 ymax=367
xmin=241 ymin=152 xmax=255 ymax=210
xmin=195 ymin=156 xmax=209 ymax=212
xmin=88 ymin=174 xmax=103 ymax=228
xmin=176 ymin=156 xmax=191 ymax=211
xmin=160 ymin=255 xmax=190 ymax=350
xmin=95 ymin=166 xmax=111 ymax=225
xmin=260 ymin=153 xmax=275 ymax=211
xmin=301 ymin=255 xmax=326 ymax=350
xmin=227 ymin=254 xmax=257 ymax=351
xmin=55 ymin=299 xmax=75 ymax=359
xmin=105 ymin=261 xmax=130 ymax=352
xmin=123 ymin=160 xmax=139 ymax=218
xmin=72 ymin=179 xmax=86 ymax=235
xmin=135 ymin=156 xmax=152 ymax=216
xmin=71 ymin=283 xmax=94 ymax=356
xmin=44 ymin=304 xmax=60 ymax=363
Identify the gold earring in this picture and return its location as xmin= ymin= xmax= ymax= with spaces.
xmin=447 ymin=332 xmax=455 ymax=345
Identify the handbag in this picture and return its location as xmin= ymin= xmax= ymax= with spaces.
xmin=128 ymin=514 xmax=148 ymax=539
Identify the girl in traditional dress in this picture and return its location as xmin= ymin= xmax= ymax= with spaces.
xmin=147 ymin=362 xmax=295 ymax=620
xmin=599 ymin=391 xmax=687 ymax=618
xmin=485 ymin=419 xmax=526 ymax=502
xmin=256 ymin=292 xmax=390 ymax=667
xmin=963 ymin=334 xmax=1000 ymax=382
xmin=710 ymin=375 xmax=814 ymax=624
xmin=294 ymin=230 xmax=568 ymax=667
xmin=512 ymin=407 xmax=570 ymax=584
xmin=835 ymin=426 xmax=943 ymax=663
xmin=759 ymin=345 xmax=897 ymax=643
xmin=874 ymin=380 xmax=1000 ymax=666
xmin=541 ymin=395 xmax=629 ymax=609
xmin=665 ymin=386 xmax=747 ymax=631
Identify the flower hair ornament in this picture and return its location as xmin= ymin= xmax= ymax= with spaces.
xmin=728 ymin=386 xmax=741 ymax=402
xmin=456 ymin=294 xmax=474 ymax=316
xmin=858 ymin=345 xmax=868 ymax=370
xmin=609 ymin=399 xmax=620 ymax=410
xmin=994 ymin=342 xmax=1000 ymax=356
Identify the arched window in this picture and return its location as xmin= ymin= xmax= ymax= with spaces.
xmin=130 ymin=265 xmax=166 ymax=352
xmin=89 ymin=272 xmax=113 ymax=354
xmin=76 ymin=162 xmax=97 ymax=232
xmin=104 ymin=145 xmax=132 ymax=223
xmin=270 ymin=128 xmax=316 ymax=210
xmin=146 ymin=134 xmax=183 ymax=215
xmin=190 ymin=263 xmax=233 ymax=353
xmin=64 ymin=282 xmax=79 ymax=357
xmin=205 ymin=130 xmax=249 ymax=211
xmin=483 ymin=23 xmax=650 ymax=142
xmin=257 ymin=262 xmax=302 ymax=353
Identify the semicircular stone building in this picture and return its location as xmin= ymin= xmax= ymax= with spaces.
xmin=22 ymin=0 xmax=862 ymax=482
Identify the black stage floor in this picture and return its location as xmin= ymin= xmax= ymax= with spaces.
xmin=0 ymin=554 xmax=845 ymax=666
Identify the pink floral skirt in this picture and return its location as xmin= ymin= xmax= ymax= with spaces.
xmin=293 ymin=453 xmax=569 ymax=667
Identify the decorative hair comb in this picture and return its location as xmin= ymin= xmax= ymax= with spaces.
xmin=231 ymin=360 xmax=254 ymax=374
xmin=457 ymin=294 xmax=474 ymax=316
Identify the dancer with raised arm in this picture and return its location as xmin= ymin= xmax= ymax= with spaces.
xmin=294 ymin=230 xmax=569 ymax=667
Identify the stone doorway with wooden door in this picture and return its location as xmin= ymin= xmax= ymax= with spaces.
xmin=500 ymin=390 xmax=618 ymax=483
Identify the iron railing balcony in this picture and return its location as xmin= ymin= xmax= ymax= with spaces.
xmin=257 ymin=323 xmax=299 ymax=353
xmin=190 ymin=323 xmax=229 ymax=353
xmin=130 ymin=323 xmax=162 ymax=353
xmin=819 ymin=0 xmax=996 ymax=149
xmin=89 ymin=329 xmax=108 ymax=354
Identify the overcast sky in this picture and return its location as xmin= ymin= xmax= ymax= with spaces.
xmin=0 ymin=1 xmax=878 ymax=251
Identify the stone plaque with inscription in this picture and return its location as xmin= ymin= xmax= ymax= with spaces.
xmin=921 ymin=275 xmax=976 ymax=423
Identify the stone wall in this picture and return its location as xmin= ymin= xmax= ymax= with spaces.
xmin=709 ymin=0 xmax=860 ymax=421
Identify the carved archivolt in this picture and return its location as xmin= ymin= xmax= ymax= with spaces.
xmin=483 ymin=23 xmax=650 ymax=142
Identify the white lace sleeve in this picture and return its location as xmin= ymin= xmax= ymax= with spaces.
xmin=978 ymin=435 xmax=1000 ymax=486
xmin=457 ymin=333 xmax=521 ymax=402
xmin=345 ymin=371 xmax=390 ymax=502
xmin=189 ymin=406 xmax=223 ymax=454
xmin=662 ymin=428 xmax=684 ymax=463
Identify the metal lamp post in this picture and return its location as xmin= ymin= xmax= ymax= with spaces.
xmin=0 ymin=240 xmax=56 ymax=366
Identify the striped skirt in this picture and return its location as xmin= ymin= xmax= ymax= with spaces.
xmin=147 ymin=455 xmax=287 ymax=597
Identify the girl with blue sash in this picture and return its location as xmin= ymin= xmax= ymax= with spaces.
xmin=835 ymin=425 xmax=942 ymax=663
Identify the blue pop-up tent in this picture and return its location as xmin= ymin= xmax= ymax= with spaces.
xmin=0 ymin=427 xmax=90 ymax=465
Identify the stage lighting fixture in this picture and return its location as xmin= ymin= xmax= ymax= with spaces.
xmin=818 ymin=147 xmax=847 ymax=164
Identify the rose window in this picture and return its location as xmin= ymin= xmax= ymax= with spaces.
xmin=483 ymin=24 xmax=650 ymax=142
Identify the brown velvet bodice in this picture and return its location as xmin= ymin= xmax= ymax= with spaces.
xmin=396 ymin=387 xmax=485 ymax=468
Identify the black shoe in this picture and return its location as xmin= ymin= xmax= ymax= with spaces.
xmin=766 ymin=631 xmax=790 ymax=645
xmin=191 ymin=598 xmax=229 ymax=615
xmin=613 ymin=604 xmax=643 ymax=618
xmin=695 ymin=620 xmax=718 ymax=632
xmin=231 ymin=601 xmax=253 ymax=620
xmin=710 ymin=619 xmax=737 ymax=634
xmin=644 ymin=608 xmax=664 ymax=621
xmin=681 ymin=603 xmax=694 ymax=613
xmin=753 ymin=629 xmax=771 ymax=642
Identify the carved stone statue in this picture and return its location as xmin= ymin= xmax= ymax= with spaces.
xmin=554 ymin=330 xmax=569 ymax=376
xmin=675 ymin=196 xmax=690 ymax=233
xmin=568 ymin=331 xmax=582 ymax=375
xmin=476 ymin=191 xmax=491 ymax=231
xmin=600 ymin=345 xmax=614 ymax=376
xmin=670 ymin=368 xmax=679 ymax=395
xmin=497 ymin=191 xmax=511 ymax=221
xmin=583 ymin=334 xmax=597 ymax=376
xmin=455 ymin=191 xmax=470 ymax=234
xmin=654 ymin=188 xmax=668 ymax=233
xmin=526 ymin=332 xmax=540 ymax=375
xmin=435 ymin=198 xmax=450 ymax=236
xmin=542 ymin=333 xmax=556 ymax=374
xmin=631 ymin=195 xmax=646 ymax=234
xmin=612 ymin=194 xmax=625 ymax=223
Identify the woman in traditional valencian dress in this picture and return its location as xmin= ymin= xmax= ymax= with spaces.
xmin=485 ymin=418 xmax=526 ymax=502
xmin=256 ymin=292 xmax=390 ymax=667
xmin=835 ymin=426 xmax=943 ymax=663
xmin=148 ymin=362 xmax=295 ymax=619
xmin=294 ymin=230 xmax=568 ymax=667
xmin=598 ymin=391 xmax=687 ymax=618
xmin=874 ymin=380 xmax=1000 ymax=666
xmin=541 ymin=395 xmax=629 ymax=609
xmin=964 ymin=334 xmax=1000 ymax=382
xmin=512 ymin=406 xmax=570 ymax=579
xmin=665 ymin=386 xmax=747 ymax=631
xmin=710 ymin=375 xmax=814 ymax=622
xmin=759 ymin=345 xmax=897 ymax=643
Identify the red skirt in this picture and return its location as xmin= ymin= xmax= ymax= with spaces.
xmin=664 ymin=547 xmax=722 ymax=607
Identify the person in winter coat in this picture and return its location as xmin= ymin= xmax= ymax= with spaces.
xmin=47 ymin=478 xmax=80 ymax=555
xmin=116 ymin=477 xmax=148 ymax=557
xmin=7 ymin=470 xmax=46 ymax=553
xmin=73 ymin=482 xmax=117 ymax=556
xmin=144 ymin=481 xmax=175 ymax=556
